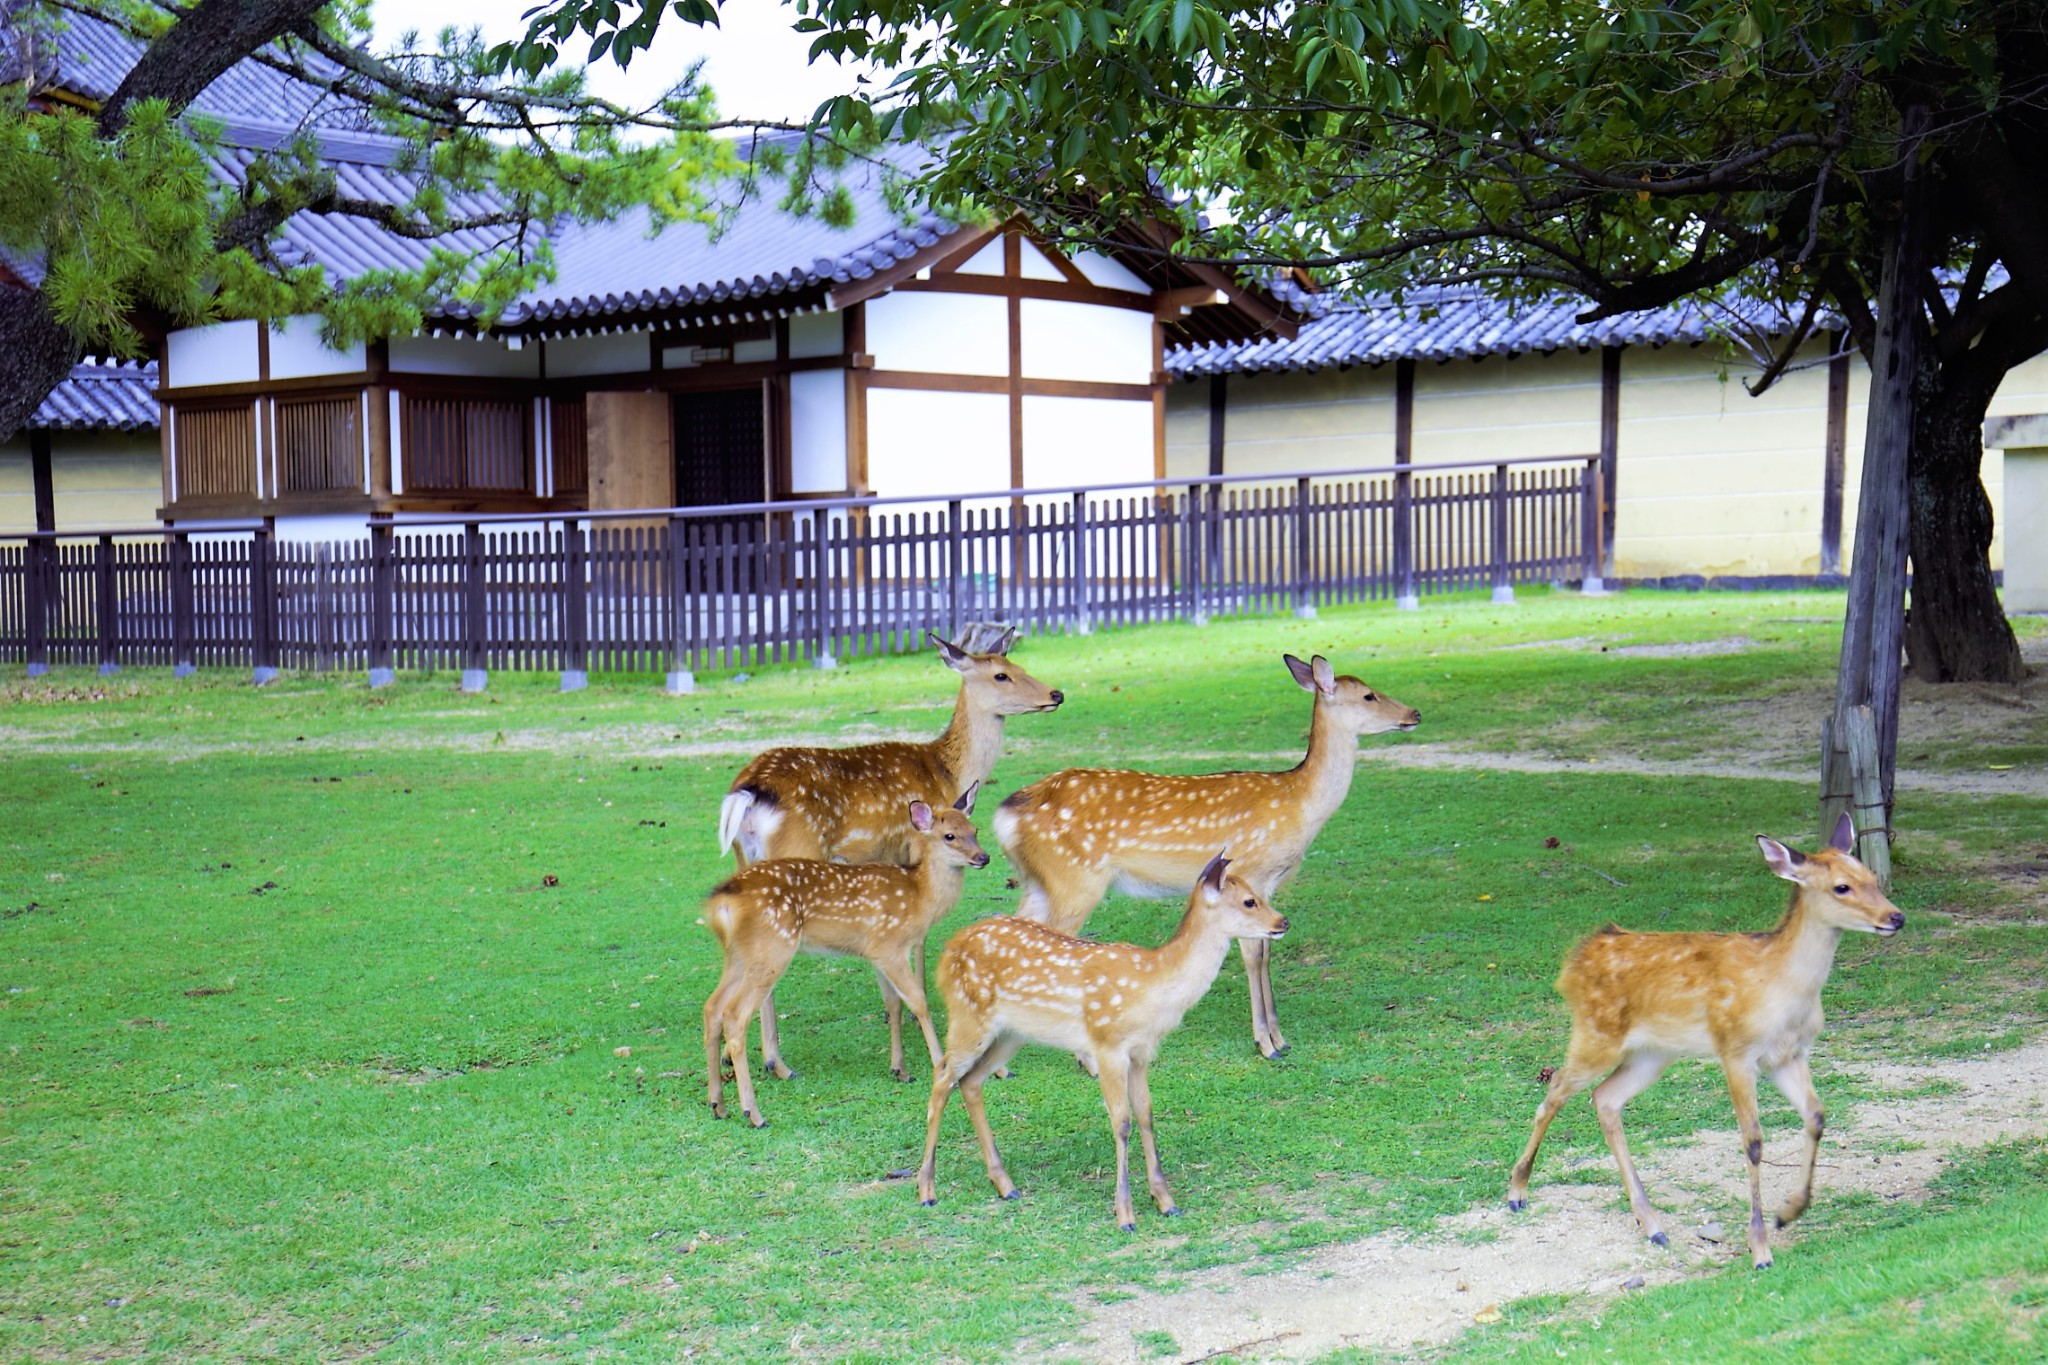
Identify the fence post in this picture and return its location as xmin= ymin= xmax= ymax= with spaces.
xmin=1393 ymin=467 xmax=1418 ymax=609
xmin=368 ymin=521 xmax=395 ymax=687
xmin=24 ymin=535 xmax=49 ymax=678
xmin=1068 ymin=491 xmax=1091 ymax=635
xmin=1490 ymin=463 xmax=1515 ymax=605
xmin=810 ymin=507 xmax=836 ymax=669
xmin=461 ymin=520 xmax=487 ymax=693
xmin=945 ymin=497 xmax=963 ymax=643
xmin=1186 ymin=482 xmax=1207 ymax=626
xmin=251 ymin=521 xmax=278 ymax=686
xmin=95 ymin=534 xmax=119 ymax=676
xmin=170 ymin=530 xmax=196 ymax=678
xmin=1292 ymin=475 xmax=1317 ymax=619
xmin=1582 ymin=458 xmax=1607 ymax=594
xmin=663 ymin=514 xmax=692 ymax=694
xmin=314 ymin=542 xmax=336 ymax=672
xmin=562 ymin=518 xmax=590 ymax=689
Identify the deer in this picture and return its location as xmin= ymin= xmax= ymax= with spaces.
xmin=701 ymin=790 xmax=991 ymax=1127
xmin=715 ymin=625 xmax=1060 ymax=1073
xmin=1506 ymin=814 xmax=1906 ymax=1271
xmin=992 ymin=653 xmax=1418 ymax=1060
xmin=916 ymin=853 xmax=1289 ymax=1230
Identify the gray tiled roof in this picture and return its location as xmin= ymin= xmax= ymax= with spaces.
xmin=1167 ymin=290 xmax=1744 ymax=376
xmin=30 ymin=360 xmax=159 ymax=431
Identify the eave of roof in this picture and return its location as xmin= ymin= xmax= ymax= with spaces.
xmin=26 ymin=360 xmax=159 ymax=431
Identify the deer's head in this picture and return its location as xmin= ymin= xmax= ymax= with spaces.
xmin=930 ymin=629 xmax=1064 ymax=716
xmin=910 ymin=786 xmax=991 ymax=869
xmin=1757 ymin=814 xmax=1904 ymax=936
xmin=1284 ymin=653 xmax=1420 ymax=735
xmin=1194 ymin=853 xmax=1289 ymax=940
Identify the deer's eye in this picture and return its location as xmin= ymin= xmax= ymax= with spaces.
xmin=994 ymin=672 xmax=1010 ymax=682
xmin=945 ymin=833 xmax=956 ymax=841
xmin=1833 ymin=883 xmax=1850 ymax=895
xmin=1362 ymin=690 xmax=1376 ymax=701
xmin=1243 ymin=897 xmax=1256 ymax=908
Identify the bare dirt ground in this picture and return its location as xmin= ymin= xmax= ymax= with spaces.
xmin=1050 ymin=1035 xmax=2048 ymax=1364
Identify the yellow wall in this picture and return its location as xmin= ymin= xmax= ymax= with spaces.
xmin=0 ymin=431 xmax=163 ymax=533
xmin=1170 ymin=340 xmax=2030 ymax=579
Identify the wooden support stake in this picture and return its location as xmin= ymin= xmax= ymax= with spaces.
xmin=1293 ymin=475 xmax=1316 ymax=619
xmin=461 ymin=521 xmax=486 ymax=692
xmin=95 ymin=534 xmax=118 ymax=676
xmin=1490 ymin=463 xmax=1514 ymax=604
xmin=368 ymin=521 xmax=395 ymax=687
xmin=170 ymin=531 xmax=196 ymax=677
xmin=251 ymin=522 xmax=278 ymax=685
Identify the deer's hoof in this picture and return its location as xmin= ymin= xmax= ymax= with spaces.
xmin=1648 ymin=1231 xmax=1669 ymax=1247
xmin=919 ymin=1198 xmax=936 ymax=1208
xmin=1162 ymin=1206 xmax=1182 ymax=1218
xmin=1119 ymin=1221 xmax=1137 ymax=1233
xmin=1506 ymin=1198 xmax=1526 ymax=1213
xmin=710 ymin=1102 xmax=727 ymax=1120
xmin=1753 ymin=1258 xmax=1773 ymax=1272
xmin=1000 ymin=1189 xmax=1021 ymax=1201
xmin=890 ymin=1068 xmax=910 ymax=1083
xmin=746 ymin=1112 xmax=769 ymax=1129
xmin=773 ymin=1068 xmax=798 ymax=1081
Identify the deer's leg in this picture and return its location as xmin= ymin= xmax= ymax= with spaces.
xmin=1236 ymin=937 xmax=1287 ymax=1059
xmin=873 ymin=965 xmax=909 ymax=1080
xmin=1723 ymin=1060 xmax=1772 ymax=1270
xmin=1127 ymin=1058 xmax=1177 ymax=1216
xmin=1092 ymin=1051 xmax=1140 ymax=1230
xmin=874 ymin=953 xmax=944 ymax=1075
xmin=720 ymin=983 xmax=772 ymax=1129
xmin=1766 ymin=1054 xmax=1825 ymax=1229
xmin=1590 ymin=1050 xmax=1671 ymax=1245
xmin=918 ymin=1018 xmax=999 ymax=1206
xmin=959 ymin=1037 xmax=1027 ymax=1201
xmin=1507 ymin=1038 xmax=1615 ymax=1210
xmin=755 ymin=987 xmax=796 ymax=1080
xmin=703 ymin=973 xmax=738 ymax=1119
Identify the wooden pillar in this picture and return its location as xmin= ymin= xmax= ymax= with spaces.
xmin=366 ymin=341 xmax=392 ymax=502
xmin=1393 ymin=358 xmax=1417 ymax=609
xmin=1007 ymin=233 xmax=1025 ymax=489
xmin=1207 ymin=374 xmax=1227 ymax=476
xmin=1599 ymin=345 xmax=1621 ymax=577
xmin=844 ymin=302 xmax=869 ymax=494
xmin=28 ymin=428 xmax=55 ymax=532
xmin=1151 ymin=321 xmax=1167 ymax=480
xmin=1822 ymin=335 xmax=1849 ymax=576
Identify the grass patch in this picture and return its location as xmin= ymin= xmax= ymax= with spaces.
xmin=3 ymin=589 xmax=2044 ymax=1362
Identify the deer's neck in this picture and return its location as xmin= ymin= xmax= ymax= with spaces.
xmin=932 ymin=686 xmax=1004 ymax=793
xmin=911 ymin=854 xmax=970 ymax=926
xmin=1764 ymin=892 xmax=1846 ymax=997
xmin=1282 ymin=702 xmax=1357 ymax=819
xmin=1141 ymin=905 xmax=1241 ymax=1025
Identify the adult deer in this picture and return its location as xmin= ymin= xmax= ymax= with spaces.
xmin=1506 ymin=815 xmax=1905 ymax=1270
xmin=718 ymin=626 xmax=1061 ymax=868
xmin=993 ymin=653 xmax=1417 ymax=1058
xmin=916 ymin=853 xmax=1287 ymax=1230
xmin=701 ymin=790 xmax=991 ymax=1127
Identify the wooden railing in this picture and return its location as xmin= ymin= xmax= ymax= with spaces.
xmin=0 ymin=456 xmax=1603 ymax=683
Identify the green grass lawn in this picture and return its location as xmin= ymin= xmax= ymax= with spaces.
xmin=2 ymin=589 xmax=2043 ymax=1362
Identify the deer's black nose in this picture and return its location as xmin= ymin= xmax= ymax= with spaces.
xmin=1049 ymin=690 xmax=1065 ymax=705
xmin=972 ymin=853 xmax=991 ymax=868
xmin=1886 ymin=911 xmax=1905 ymax=932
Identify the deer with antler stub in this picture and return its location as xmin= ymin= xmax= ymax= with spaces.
xmin=701 ymin=789 xmax=991 ymax=1127
xmin=718 ymin=626 xmax=1061 ymax=869
xmin=916 ymin=853 xmax=1288 ymax=1230
xmin=993 ymin=654 xmax=1418 ymax=1059
xmin=1506 ymin=815 xmax=1906 ymax=1270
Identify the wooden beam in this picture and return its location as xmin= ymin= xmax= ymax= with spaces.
xmin=1154 ymin=286 xmax=1230 ymax=320
xmin=828 ymin=226 xmax=1006 ymax=310
xmin=1152 ymin=321 xmax=1166 ymax=480
xmin=1600 ymin=344 xmax=1621 ymax=574
xmin=1007 ymin=233 xmax=1025 ymax=489
xmin=891 ymin=272 xmax=1154 ymax=312
xmin=1394 ymin=357 xmax=1415 ymax=466
xmin=844 ymin=301 xmax=869 ymax=494
xmin=866 ymin=370 xmax=1154 ymax=402
xmin=1822 ymin=334 xmax=1849 ymax=575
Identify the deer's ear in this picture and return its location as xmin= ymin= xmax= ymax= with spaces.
xmin=953 ymin=782 xmax=979 ymax=814
xmin=1829 ymin=812 xmax=1856 ymax=853
xmin=1757 ymin=835 xmax=1806 ymax=881
xmin=929 ymin=632 xmax=971 ymax=671
xmin=1310 ymin=655 xmax=1337 ymax=694
xmin=1199 ymin=852 xmax=1231 ymax=894
xmin=909 ymin=801 xmax=935 ymax=832
xmin=1283 ymin=654 xmax=1317 ymax=692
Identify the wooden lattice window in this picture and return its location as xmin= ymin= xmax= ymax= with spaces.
xmin=551 ymin=396 xmax=588 ymax=496
xmin=401 ymin=392 xmax=532 ymax=494
xmin=673 ymin=387 xmax=765 ymax=506
xmin=276 ymin=393 xmax=364 ymax=494
xmin=172 ymin=402 xmax=257 ymax=498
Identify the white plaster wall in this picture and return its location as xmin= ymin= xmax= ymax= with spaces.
xmin=546 ymin=332 xmax=650 ymax=378
xmin=790 ymin=369 xmax=847 ymax=493
xmin=865 ymin=292 xmax=1008 ymax=376
xmin=166 ymin=320 xmax=261 ymax=387
xmin=866 ymin=390 xmax=1009 ymax=502
xmin=0 ymin=430 xmax=162 ymax=532
xmin=389 ymin=335 xmax=540 ymax=378
xmin=789 ymin=310 xmax=844 ymax=358
xmin=953 ymin=239 xmax=1005 ymax=276
xmin=267 ymin=315 xmax=366 ymax=380
xmin=734 ymin=338 xmax=777 ymax=364
xmin=1022 ymin=395 xmax=1154 ymax=490
xmin=1020 ymin=239 xmax=1066 ymax=281
xmin=1073 ymin=249 xmax=1150 ymax=294
xmin=1020 ymin=300 xmax=1154 ymax=385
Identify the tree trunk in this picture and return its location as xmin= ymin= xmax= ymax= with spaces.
xmin=0 ymin=286 xmax=83 ymax=446
xmin=1903 ymin=360 xmax=2028 ymax=684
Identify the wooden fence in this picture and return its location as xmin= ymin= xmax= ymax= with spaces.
xmin=0 ymin=456 xmax=1603 ymax=685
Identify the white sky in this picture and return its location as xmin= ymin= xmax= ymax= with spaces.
xmin=370 ymin=0 xmax=883 ymax=126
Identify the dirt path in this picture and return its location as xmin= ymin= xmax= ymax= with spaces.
xmin=1051 ymin=1035 xmax=2048 ymax=1364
